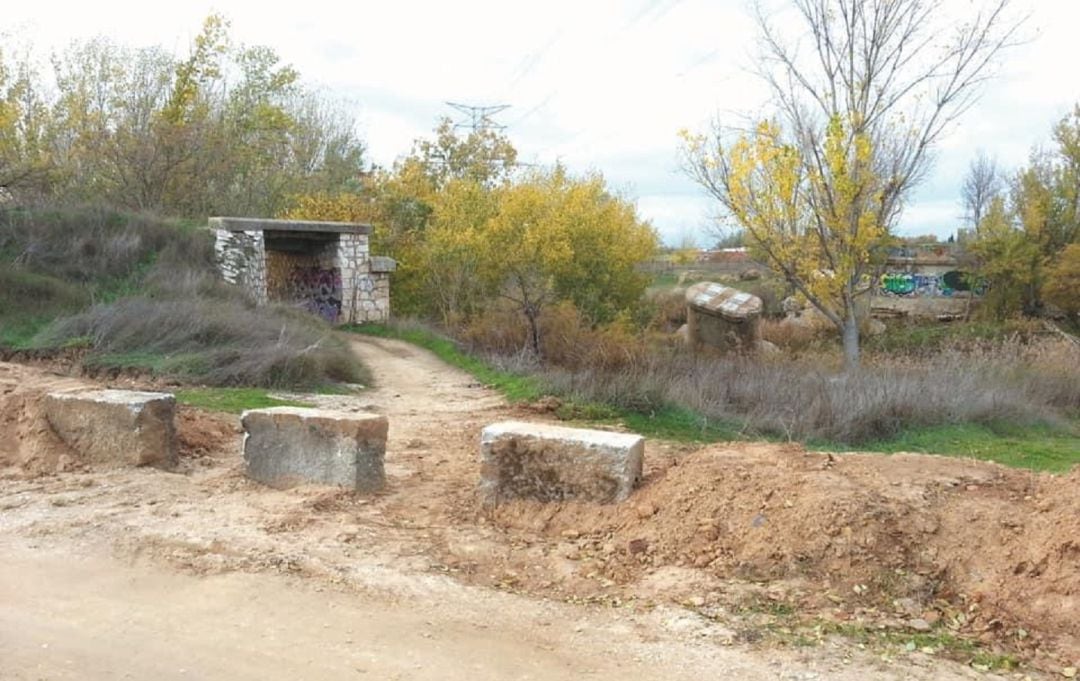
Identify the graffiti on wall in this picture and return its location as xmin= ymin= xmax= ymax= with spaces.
xmin=877 ymin=271 xmax=982 ymax=298
xmin=288 ymin=266 xmax=343 ymax=321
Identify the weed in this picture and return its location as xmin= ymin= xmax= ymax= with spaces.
xmin=176 ymin=388 xmax=313 ymax=413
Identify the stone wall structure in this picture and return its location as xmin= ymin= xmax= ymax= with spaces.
xmin=211 ymin=217 xmax=395 ymax=324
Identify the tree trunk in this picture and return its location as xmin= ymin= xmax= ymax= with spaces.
xmin=525 ymin=308 xmax=541 ymax=357
xmin=841 ymin=312 xmax=861 ymax=372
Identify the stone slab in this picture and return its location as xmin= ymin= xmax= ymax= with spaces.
xmin=685 ymin=281 xmax=762 ymax=321
xmin=241 ymin=407 xmax=387 ymax=492
xmin=210 ymin=216 xmax=372 ymax=235
xmin=43 ymin=389 xmax=178 ymax=468
xmin=369 ymin=256 xmax=397 ymax=273
xmin=479 ymin=421 xmax=644 ymax=505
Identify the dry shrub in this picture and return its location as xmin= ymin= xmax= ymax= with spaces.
xmin=460 ymin=301 xmax=648 ymax=371
xmin=458 ymin=303 xmax=528 ymax=356
xmin=40 ymin=297 xmax=367 ymax=389
xmin=534 ymin=338 xmax=1079 ymax=444
xmin=760 ymin=318 xmax=823 ymax=352
xmin=0 ymin=205 xmax=202 ymax=284
xmin=645 ymin=287 xmax=687 ymax=332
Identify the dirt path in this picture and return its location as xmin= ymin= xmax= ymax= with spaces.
xmin=1 ymin=539 xmax=782 ymax=681
xmin=0 ymin=339 xmax=1070 ymax=678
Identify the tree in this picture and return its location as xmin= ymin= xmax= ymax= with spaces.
xmin=475 ymin=168 xmax=656 ymax=355
xmin=1 ymin=14 xmax=364 ymax=217
xmin=1044 ymin=243 xmax=1080 ymax=320
xmin=967 ymin=105 xmax=1080 ymax=317
xmin=413 ymin=117 xmax=517 ymax=190
xmin=0 ymin=44 xmax=52 ymax=198
xmin=967 ymin=196 xmax=1039 ymax=319
xmin=684 ymin=0 xmax=1021 ymax=370
xmin=962 ymin=152 xmax=1004 ymax=229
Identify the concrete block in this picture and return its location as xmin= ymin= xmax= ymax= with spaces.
xmin=480 ymin=421 xmax=644 ymax=505
xmin=44 ymin=389 xmax=178 ymax=468
xmin=241 ymin=407 xmax=387 ymax=492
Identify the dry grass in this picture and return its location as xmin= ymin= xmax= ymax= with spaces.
xmin=506 ymin=339 xmax=1080 ymax=444
xmin=42 ymin=296 xmax=367 ymax=389
xmin=3 ymin=206 xmax=369 ymax=389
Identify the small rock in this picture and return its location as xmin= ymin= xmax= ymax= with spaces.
xmin=1062 ymin=667 xmax=1077 ymax=679
xmin=636 ymin=503 xmax=658 ymax=519
xmin=688 ymin=596 xmax=706 ymax=607
xmin=907 ymin=618 xmax=932 ymax=632
xmin=628 ymin=538 xmax=649 ymax=555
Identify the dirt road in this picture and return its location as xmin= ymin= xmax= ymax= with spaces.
xmin=0 ymin=337 xmax=1068 ymax=679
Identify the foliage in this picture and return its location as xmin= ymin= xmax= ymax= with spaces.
xmin=966 ymin=105 xmax=1080 ymax=318
xmin=1043 ymin=243 xmax=1080 ymax=318
xmin=967 ymin=197 xmax=1041 ymax=319
xmin=444 ymin=167 xmax=657 ymax=353
xmin=288 ymin=123 xmax=657 ymax=351
xmin=411 ymin=117 xmax=517 ymax=190
xmin=0 ymin=14 xmax=364 ymax=216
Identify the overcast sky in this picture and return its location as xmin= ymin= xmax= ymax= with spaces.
xmin=6 ymin=0 xmax=1078 ymax=245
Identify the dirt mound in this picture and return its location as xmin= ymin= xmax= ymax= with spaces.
xmin=0 ymin=363 xmax=86 ymax=476
xmin=0 ymin=361 xmax=236 ymax=476
xmin=487 ymin=443 xmax=1079 ymax=663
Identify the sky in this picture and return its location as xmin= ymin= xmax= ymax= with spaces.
xmin=5 ymin=0 xmax=1078 ymax=246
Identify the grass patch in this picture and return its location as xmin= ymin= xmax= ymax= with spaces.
xmin=176 ymin=387 xmax=313 ymax=413
xmin=0 ymin=266 xmax=91 ymax=348
xmin=823 ymin=421 xmax=1080 ymax=473
xmin=865 ymin=318 xmax=1044 ymax=355
xmin=811 ymin=621 xmax=1021 ymax=672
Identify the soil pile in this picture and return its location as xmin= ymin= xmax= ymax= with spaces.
xmin=488 ymin=443 xmax=1079 ymax=662
xmin=0 ymin=363 xmax=84 ymax=476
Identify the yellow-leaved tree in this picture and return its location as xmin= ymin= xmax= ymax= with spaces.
xmin=477 ymin=167 xmax=657 ymax=355
xmin=684 ymin=0 xmax=1021 ymax=369
xmin=687 ymin=115 xmax=889 ymax=367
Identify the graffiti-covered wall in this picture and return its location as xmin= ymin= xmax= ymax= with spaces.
xmin=211 ymin=217 xmax=395 ymax=324
xmin=265 ymin=246 xmax=343 ymax=322
xmin=876 ymin=270 xmax=981 ymax=298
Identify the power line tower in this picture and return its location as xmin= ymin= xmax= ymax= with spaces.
xmin=445 ymin=102 xmax=511 ymax=133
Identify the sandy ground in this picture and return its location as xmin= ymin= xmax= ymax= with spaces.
xmin=0 ymin=336 xmax=1073 ymax=679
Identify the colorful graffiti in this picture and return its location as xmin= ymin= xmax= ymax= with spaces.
xmin=877 ymin=271 xmax=983 ymax=298
xmin=288 ymin=266 xmax=343 ymax=321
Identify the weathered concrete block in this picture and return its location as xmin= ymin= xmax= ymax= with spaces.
xmin=241 ymin=407 xmax=387 ymax=492
xmin=44 ymin=390 xmax=178 ymax=468
xmin=685 ymin=281 xmax=763 ymax=352
xmin=480 ymin=421 xmax=644 ymax=505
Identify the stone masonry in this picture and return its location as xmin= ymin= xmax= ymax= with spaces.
xmin=241 ymin=407 xmax=388 ymax=492
xmin=43 ymin=389 xmax=178 ymax=469
xmin=211 ymin=217 xmax=395 ymax=324
xmin=479 ymin=421 xmax=644 ymax=505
